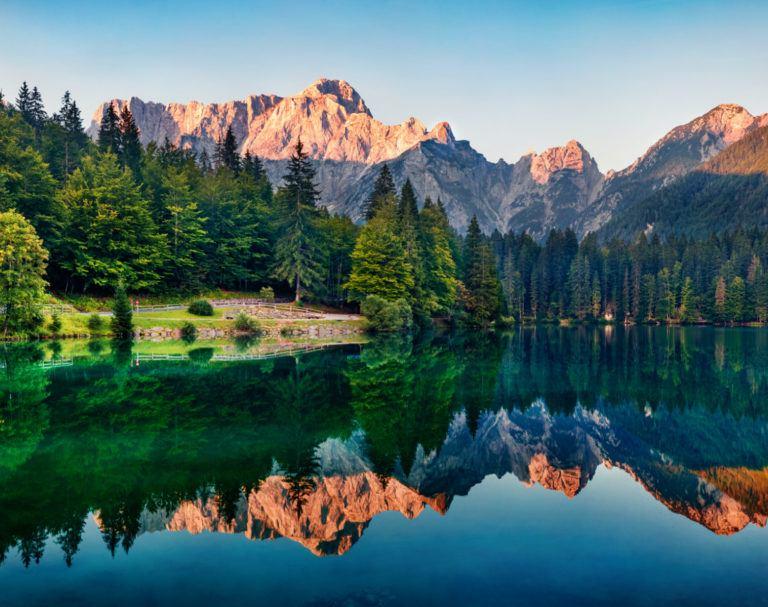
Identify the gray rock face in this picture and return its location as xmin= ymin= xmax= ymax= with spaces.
xmin=89 ymin=80 xmax=766 ymax=237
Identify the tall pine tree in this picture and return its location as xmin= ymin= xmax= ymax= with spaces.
xmin=98 ymin=102 xmax=121 ymax=155
xmin=273 ymin=139 xmax=323 ymax=302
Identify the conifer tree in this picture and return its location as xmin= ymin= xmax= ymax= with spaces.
xmin=111 ymin=281 xmax=133 ymax=338
xmin=418 ymin=199 xmax=458 ymax=315
xmin=216 ymin=126 xmax=240 ymax=174
xmin=273 ymin=139 xmax=323 ymax=302
xmin=365 ymin=164 xmax=396 ymax=220
xmin=398 ymin=178 xmax=419 ymax=223
xmin=462 ymin=216 xmax=501 ymax=326
xmin=98 ymin=102 xmax=121 ymax=155
xmin=15 ymin=82 xmax=32 ymax=123
xmin=242 ymin=151 xmax=265 ymax=181
xmin=28 ymin=86 xmax=46 ymax=134
xmin=56 ymin=91 xmax=87 ymax=175
xmin=119 ymin=105 xmax=142 ymax=178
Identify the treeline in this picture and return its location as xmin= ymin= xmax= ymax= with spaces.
xmin=491 ymin=228 xmax=768 ymax=324
xmin=3 ymin=82 xmax=768 ymax=330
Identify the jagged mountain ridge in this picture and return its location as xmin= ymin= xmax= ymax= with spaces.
xmin=88 ymin=80 xmax=767 ymax=237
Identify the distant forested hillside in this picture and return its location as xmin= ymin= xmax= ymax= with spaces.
xmin=600 ymin=126 xmax=768 ymax=240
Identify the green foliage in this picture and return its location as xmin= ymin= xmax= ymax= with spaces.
xmin=111 ymin=283 xmax=133 ymax=338
xmin=87 ymin=314 xmax=104 ymax=332
xmin=0 ymin=210 xmax=48 ymax=336
xmin=48 ymin=312 xmax=62 ymax=335
xmin=257 ymin=286 xmax=275 ymax=300
xmin=234 ymin=312 xmax=260 ymax=333
xmin=360 ymin=295 xmax=413 ymax=332
xmin=180 ymin=321 xmax=197 ymax=343
xmin=54 ymin=152 xmax=167 ymax=291
xmin=187 ymin=300 xmax=214 ymax=316
xmin=346 ymin=200 xmax=414 ymax=303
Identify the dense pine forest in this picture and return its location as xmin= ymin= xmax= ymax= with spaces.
xmin=2 ymin=83 xmax=768 ymax=333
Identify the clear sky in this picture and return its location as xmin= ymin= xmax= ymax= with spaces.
xmin=2 ymin=0 xmax=767 ymax=171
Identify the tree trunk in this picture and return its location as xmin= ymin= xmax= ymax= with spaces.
xmin=295 ymin=274 xmax=301 ymax=303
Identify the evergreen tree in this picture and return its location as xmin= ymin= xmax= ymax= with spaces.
xmin=118 ymin=105 xmax=142 ymax=178
xmin=346 ymin=200 xmax=414 ymax=302
xmin=98 ymin=102 xmax=121 ymax=155
xmin=28 ymin=87 xmax=46 ymax=134
xmin=364 ymin=164 xmax=396 ymax=220
xmin=216 ymin=126 xmax=240 ymax=174
xmin=679 ymin=276 xmax=696 ymax=323
xmin=418 ymin=200 xmax=458 ymax=315
xmin=161 ymin=170 xmax=210 ymax=289
xmin=111 ymin=282 xmax=133 ymax=338
xmin=273 ymin=139 xmax=323 ymax=302
xmin=398 ymin=178 xmax=419 ymax=224
xmin=725 ymin=276 xmax=745 ymax=323
xmin=242 ymin=151 xmax=265 ymax=181
xmin=15 ymin=82 xmax=32 ymax=124
xmin=462 ymin=217 xmax=501 ymax=326
xmin=54 ymin=152 xmax=167 ymax=291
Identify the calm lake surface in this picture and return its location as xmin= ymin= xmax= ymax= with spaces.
xmin=2 ymin=327 xmax=768 ymax=606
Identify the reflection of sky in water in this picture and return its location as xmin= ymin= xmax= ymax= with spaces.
xmin=3 ymin=468 xmax=768 ymax=607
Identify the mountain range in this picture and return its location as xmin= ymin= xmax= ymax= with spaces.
xmin=88 ymin=79 xmax=768 ymax=238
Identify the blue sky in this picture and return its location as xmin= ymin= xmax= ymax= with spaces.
xmin=2 ymin=0 xmax=767 ymax=171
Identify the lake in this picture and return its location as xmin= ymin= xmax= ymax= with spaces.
xmin=2 ymin=327 xmax=768 ymax=606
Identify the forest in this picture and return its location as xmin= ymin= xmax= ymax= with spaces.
xmin=2 ymin=83 xmax=768 ymax=333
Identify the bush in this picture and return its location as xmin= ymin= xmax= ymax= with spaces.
xmin=87 ymin=314 xmax=104 ymax=332
xmin=188 ymin=347 xmax=214 ymax=364
xmin=180 ymin=321 xmax=197 ymax=343
xmin=234 ymin=312 xmax=260 ymax=334
xmin=257 ymin=286 xmax=275 ymax=301
xmin=188 ymin=300 xmax=214 ymax=316
xmin=48 ymin=312 xmax=62 ymax=335
xmin=360 ymin=295 xmax=412 ymax=333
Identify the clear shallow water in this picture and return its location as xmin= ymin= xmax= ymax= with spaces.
xmin=2 ymin=328 xmax=768 ymax=606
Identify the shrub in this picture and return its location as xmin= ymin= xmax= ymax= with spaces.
xmin=360 ymin=295 xmax=412 ymax=332
xmin=48 ymin=312 xmax=62 ymax=335
xmin=87 ymin=314 xmax=104 ymax=332
xmin=180 ymin=321 xmax=197 ymax=343
xmin=234 ymin=312 xmax=260 ymax=334
xmin=258 ymin=286 xmax=275 ymax=301
xmin=188 ymin=300 xmax=214 ymax=316
xmin=188 ymin=347 xmax=214 ymax=364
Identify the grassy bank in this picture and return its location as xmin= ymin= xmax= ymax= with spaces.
xmin=23 ymin=306 xmax=367 ymax=341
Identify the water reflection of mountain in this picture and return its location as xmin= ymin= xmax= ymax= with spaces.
xmin=2 ymin=327 xmax=768 ymax=565
xmin=121 ymin=402 xmax=767 ymax=557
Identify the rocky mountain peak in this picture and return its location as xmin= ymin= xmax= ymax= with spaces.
xmin=529 ymin=139 xmax=594 ymax=184
xmin=299 ymin=77 xmax=371 ymax=116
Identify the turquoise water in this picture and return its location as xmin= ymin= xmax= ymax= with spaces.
xmin=1 ymin=328 xmax=768 ymax=606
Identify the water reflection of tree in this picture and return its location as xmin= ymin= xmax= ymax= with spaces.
xmin=347 ymin=334 xmax=464 ymax=478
